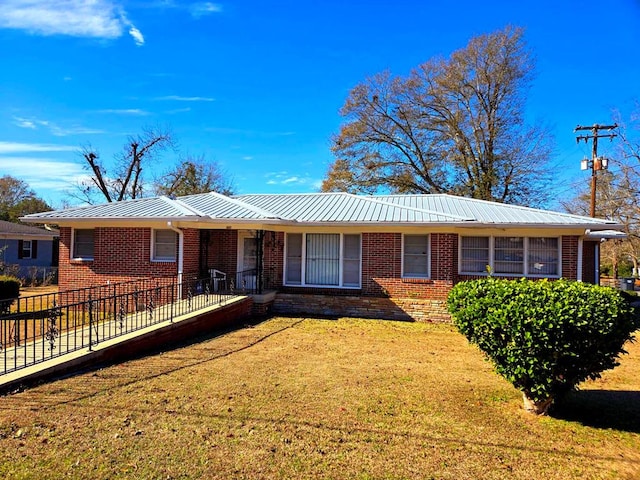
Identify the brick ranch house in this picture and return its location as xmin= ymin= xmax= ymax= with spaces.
xmin=21 ymin=192 xmax=621 ymax=322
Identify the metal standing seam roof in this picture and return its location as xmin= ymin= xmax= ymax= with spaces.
xmin=21 ymin=196 xmax=204 ymax=221
xmin=177 ymin=192 xmax=282 ymax=220
xmin=234 ymin=193 xmax=473 ymax=223
xmin=376 ymin=194 xmax=619 ymax=226
xmin=20 ymin=191 xmax=620 ymax=228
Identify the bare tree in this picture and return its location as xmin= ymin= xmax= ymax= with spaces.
xmin=324 ymin=26 xmax=553 ymax=206
xmin=154 ymin=155 xmax=235 ymax=197
xmin=75 ymin=126 xmax=173 ymax=204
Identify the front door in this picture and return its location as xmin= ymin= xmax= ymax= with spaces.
xmin=237 ymin=231 xmax=257 ymax=290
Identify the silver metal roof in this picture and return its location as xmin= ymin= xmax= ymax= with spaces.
xmin=375 ymin=194 xmax=618 ymax=226
xmin=21 ymin=192 xmax=620 ymax=229
xmin=234 ymin=193 xmax=472 ymax=223
xmin=177 ymin=192 xmax=278 ymax=220
xmin=21 ymin=196 xmax=203 ymax=221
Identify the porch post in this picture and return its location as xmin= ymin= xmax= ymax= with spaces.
xmin=256 ymin=230 xmax=264 ymax=294
xmin=167 ymin=222 xmax=184 ymax=298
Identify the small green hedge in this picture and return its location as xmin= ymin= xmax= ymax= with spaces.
xmin=0 ymin=275 xmax=20 ymax=314
xmin=447 ymin=278 xmax=639 ymax=408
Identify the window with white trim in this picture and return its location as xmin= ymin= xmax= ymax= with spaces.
xmin=403 ymin=234 xmax=429 ymax=278
xmin=527 ymin=237 xmax=559 ymax=275
xmin=494 ymin=237 xmax=524 ymax=274
xmin=152 ymin=229 xmax=177 ymax=261
xmin=460 ymin=236 xmax=560 ymax=277
xmin=73 ymin=229 xmax=94 ymax=260
xmin=285 ymin=233 xmax=361 ymax=288
xmin=460 ymin=236 xmax=489 ymax=273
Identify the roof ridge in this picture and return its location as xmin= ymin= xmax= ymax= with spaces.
xmin=206 ymin=192 xmax=285 ymax=220
xmin=160 ymin=196 xmax=207 ymax=217
xmin=349 ymin=193 xmax=474 ymax=221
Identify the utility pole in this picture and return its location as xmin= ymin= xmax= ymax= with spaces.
xmin=575 ymin=123 xmax=617 ymax=217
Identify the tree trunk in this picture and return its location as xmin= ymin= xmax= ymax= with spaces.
xmin=522 ymin=393 xmax=553 ymax=415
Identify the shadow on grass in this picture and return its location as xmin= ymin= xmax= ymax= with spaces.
xmin=551 ymin=390 xmax=640 ymax=433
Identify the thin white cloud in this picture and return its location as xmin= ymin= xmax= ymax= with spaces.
xmin=0 ymin=141 xmax=77 ymax=154
xmin=13 ymin=117 xmax=36 ymax=129
xmin=128 ymin=26 xmax=144 ymax=46
xmin=190 ymin=2 xmax=223 ymax=18
xmin=0 ymin=0 xmax=144 ymax=46
xmin=13 ymin=116 xmax=105 ymax=136
xmin=0 ymin=157 xmax=86 ymax=192
xmin=155 ymin=95 xmax=215 ymax=102
xmin=96 ymin=108 xmax=150 ymax=115
xmin=264 ymin=171 xmax=315 ymax=187
xmin=242 ymin=156 xmax=253 ymax=160
xmin=165 ymin=107 xmax=192 ymax=114
xmin=206 ymin=127 xmax=296 ymax=138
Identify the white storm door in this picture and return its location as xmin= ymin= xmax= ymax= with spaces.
xmin=237 ymin=231 xmax=257 ymax=290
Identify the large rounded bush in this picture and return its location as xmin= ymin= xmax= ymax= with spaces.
xmin=447 ymin=278 xmax=639 ymax=414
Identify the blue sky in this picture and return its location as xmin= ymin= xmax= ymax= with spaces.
xmin=1 ymin=0 xmax=639 ymax=209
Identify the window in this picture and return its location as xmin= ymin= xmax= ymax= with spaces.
xmin=18 ymin=240 xmax=37 ymax=259
xmin=460 ymin=236 xmax=489 ymax=273
xmin=528 ymin=237 xmax=559 ymax=275
xmin=460 ymin=236 xmax=560 ymax=277
xmin=494 ymin=237 xmax=524 ymax=274
xmin=285 ymin=233 xmax=361 ymax=288
xmin=73 ymin=229 xmax=94 ymax=260
xmin=403 ymin=234 xmax=429 ymax=278
xmin=152 ymin=230 xmax=177 ymax=261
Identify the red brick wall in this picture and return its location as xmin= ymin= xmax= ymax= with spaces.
xmin=205 ymin=230 xmax=238 ymax=278
xmin=263 ymin=231 xmax=284 ymax=290
xmin=59 ymin=227 xmax=190 ymax=290
xmin=58 ymin=227 xmax=587 ymax=322
xmin=561 ymin=235 xmax=579 ymax=280
xmin=361 ymin=232 xmax=456 ymax=300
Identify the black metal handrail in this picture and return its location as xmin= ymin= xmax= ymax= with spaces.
xmin=0 ymin=275 xmax=243 ymax=376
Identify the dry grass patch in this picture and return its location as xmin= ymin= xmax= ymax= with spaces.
xmin=0 ymin=317 xmax=638 ymax=479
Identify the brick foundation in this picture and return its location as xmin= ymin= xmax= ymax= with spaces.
xmin=272 ymin=293 xmax=450 ymax=323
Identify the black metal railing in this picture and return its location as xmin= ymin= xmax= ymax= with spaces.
xmin=209 ymin=268 xmax=272 ymax=295
xmin=0 ymin=275 xmax=246 ymax=376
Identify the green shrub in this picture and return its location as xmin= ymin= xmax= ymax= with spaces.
xmin=447 ymin=278 xmax=640 ymax=414
xmin=0 ymin=275 xmax=20 ymax=314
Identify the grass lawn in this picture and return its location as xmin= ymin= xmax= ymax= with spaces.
xmin=0 ymin=317 xmax=638 ymax=479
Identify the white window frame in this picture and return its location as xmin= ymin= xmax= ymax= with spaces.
xmin=402 ymin=234 xmax=430 ymax=279
xmin=284 ymin=233 xmax=362 ymax=288
xmin=151 ymin=229 xmax=177 ymax=262
xmin=72 ymin=228 xmax=94 ymax=260
xmin=459 ymin=236 xmax=561 ymax=278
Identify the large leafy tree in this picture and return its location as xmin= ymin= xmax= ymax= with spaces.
xmin=154 ymin=155 xmax=235 ymax=197
xmin=324 ymin=26 xmax=553 ymax=206
xmin=0 ymin=175 xmax=51 ymax=222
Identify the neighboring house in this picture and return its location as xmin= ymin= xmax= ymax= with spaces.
xmin=21 ymin=192 xmax=620 ymax=321
xmin=0 ymin=220 xmax=59 ymax=283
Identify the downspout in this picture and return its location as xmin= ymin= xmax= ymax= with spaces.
xmin=577 ymin=236 xmax=583 ymax=282
xmin=167 ymin=221 xmax=184 ymax=297
xmin=595 ymin=241 xmax=600 ymax=285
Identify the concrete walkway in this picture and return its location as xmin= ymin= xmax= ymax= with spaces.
xmin=0 ymin=294 xmax=249 ymax=393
